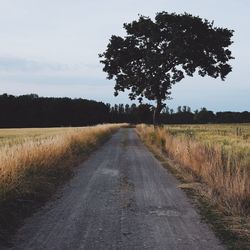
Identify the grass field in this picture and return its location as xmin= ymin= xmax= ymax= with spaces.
xmin=0 ymin=127 xmax=81 ymax=147
xmin=136 ymin=124 xmax=250 ymax=245
xmin=0 ymin=125 xmax=124 ymax=196
xmin=0 ymin=124 xmax=123 ymax=242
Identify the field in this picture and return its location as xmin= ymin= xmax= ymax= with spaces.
xmin=1 ymin=124 xmax=249 ymax=247
xmin=0 ymin=124 xmax=123 ymax=241
xmin=137 ymin=124 xmax=250 ymax=215
xmin=0 ymin=125 xmax=124 ymax=196
xmin=136 ymin=124 xmax=250 ymax=242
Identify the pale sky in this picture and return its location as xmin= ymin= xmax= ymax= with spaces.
xmin=0 ymin=0 xmax=249 ymax=111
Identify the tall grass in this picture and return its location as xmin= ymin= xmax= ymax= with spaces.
xmin=136 ymin=124 xmax=250 ymax=216
xmin=0 ymin=124 xmax=122 ymax=200
xmin=0 ymin=124 xmax=123 ymax=243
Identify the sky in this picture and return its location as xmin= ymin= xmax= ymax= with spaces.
xmin=0 ymin=0 xmax=249 ymax=112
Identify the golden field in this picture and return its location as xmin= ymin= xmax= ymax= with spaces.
xmin=0 ymin=124 xmax=125 ymax=242
xmin=0 ymin=124 xmax=122 ymax=202
xmin=136 ymin=124 xmax=250 ymax=216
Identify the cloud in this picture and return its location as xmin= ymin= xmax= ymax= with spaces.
xmin=0 ymin=56 xmax=104 ymax=79
xmin=0 ymin=57 xmax=69 ymax=72
xmin=0 ymin=0 xmax=249 ymax=111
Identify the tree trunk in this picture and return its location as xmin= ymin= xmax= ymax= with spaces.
xmin=153 ymin=99 xmax=162 ymax=127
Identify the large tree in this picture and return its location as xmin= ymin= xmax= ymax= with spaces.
xmin=99 ymin=12 xmax=234 ymax=124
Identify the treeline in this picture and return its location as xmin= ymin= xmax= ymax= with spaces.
xmin=0 ymin=94 xmax=109 ymax=127
xmin=0 ymin=94 xmax=249 ymax=127
xmin=108 ymin=104 xmax=250 ymax=124
xmin=161 ymin=106 xmax=250 ymax=124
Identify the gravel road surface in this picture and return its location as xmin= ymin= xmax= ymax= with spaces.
xmin=9 ymin=128 xmax=224 ymax=250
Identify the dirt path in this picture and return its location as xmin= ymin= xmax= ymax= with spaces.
xmin=8 ymin=128 xmax=224 ymax=249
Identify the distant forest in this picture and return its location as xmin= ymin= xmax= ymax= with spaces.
xmin=0 ymin=93 xmax=249 ymax=128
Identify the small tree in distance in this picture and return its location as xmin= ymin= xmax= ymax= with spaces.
xmin=99 ymin=12 xmax=234 ymax=125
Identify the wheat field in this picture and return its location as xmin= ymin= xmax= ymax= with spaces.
xmin=0 ymin=124 xmax=123 ymax=201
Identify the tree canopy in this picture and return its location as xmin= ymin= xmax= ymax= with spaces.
xmin=99 ymin=12 xmax=234 ymax=124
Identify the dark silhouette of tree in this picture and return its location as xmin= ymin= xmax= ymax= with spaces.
xmin=163 ymin=106 xmax=170 ymax=114
xmin=162 ymin=105 xmax=194 ymax=124
xmin=194 ymin=107 xmax=215 ymax=123
xmin=100 ymin=12 xmax=234 ymax=125
xmin=133 ymin=104 xmax=153 ymax=123
xmin=0 ymin=93 xmax=249 ymax=127
xmin=216 ymin=111 xmax=250 ymax=123
xmin=0 ymin=94 xmax=109 ymax=128
xmin=177 ymin=106 xmax=182 ymax=113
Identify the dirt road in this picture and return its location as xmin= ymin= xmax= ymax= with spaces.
xmin=9 ymin=128 xmax=224 ymax=249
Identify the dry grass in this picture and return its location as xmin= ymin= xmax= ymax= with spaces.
xmin=136 ymin=124 xmax=250 ymax=247
xmin=136 ymin=124 xmax=250 ymax=216
xmin=0 ymin=124 xmax=124 ymax=243
xmin=0 ymin=124 xmax=123 ymax=199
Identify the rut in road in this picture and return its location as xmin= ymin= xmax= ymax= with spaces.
xmin=7 ymin=128 xmax=224 ymax=250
